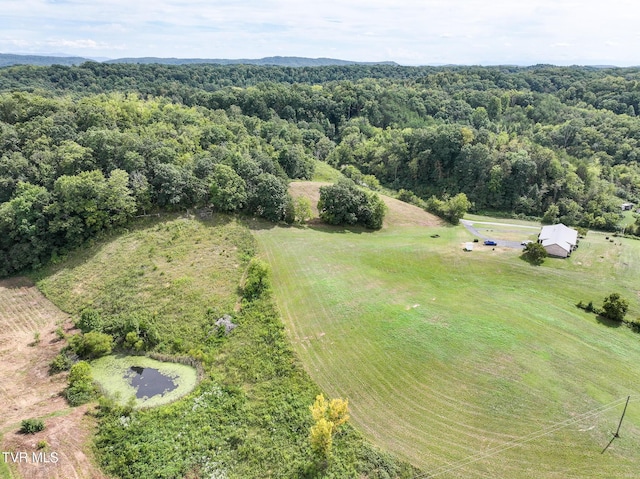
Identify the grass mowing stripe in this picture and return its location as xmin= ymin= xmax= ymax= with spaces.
xmin=420 ymin=398 xmax=630 ymax=478
xmin=255 ymin=218 xmax=640 ymax=478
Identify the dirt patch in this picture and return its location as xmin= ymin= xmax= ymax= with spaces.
xmin=289 ymin=181 xmax=442 ymax=228
xmin=2 ymin=406 xmax=109 ymax=479
xmin=288 ymin=181 xmax=329 ymax=218
xmin=0 ymin=277 xmax=107 ymax=479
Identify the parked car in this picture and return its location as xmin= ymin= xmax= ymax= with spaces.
xmin=483 ymin=240 xmax=497 ymax=246
xmin=521 ymin=240 xmax=533 ymax=246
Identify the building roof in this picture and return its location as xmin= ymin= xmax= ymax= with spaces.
xmin=539 ymin=223 xmax=578 ymax=253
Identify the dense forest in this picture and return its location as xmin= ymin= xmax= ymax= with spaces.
xmin=2 ymin=62 xmax=640 ymax=276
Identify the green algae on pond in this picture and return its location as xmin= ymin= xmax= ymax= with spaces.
xmin=91 ymin=355 xmax=198 ymax=408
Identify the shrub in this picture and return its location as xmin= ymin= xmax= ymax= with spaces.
xmin=243 ymin=258 xmax=270 ymax=301
xmin=601 ymin=293 xmax=629 ymax=322
xmin=20 ymin=418 xmax=45 ymax=434
xmin=49 ymin=351 xmax=74 ymax=373
xmin=71 ymin=331 xmax=114 ymax=359
xmin=397 ymin=189 xmax=425 ymax=208
xmin=65 ymin=361 xmax=96 ymax=406
xmin=77 ymin=307 xmax=103 ymax=333
xmin=124 ymin=331 xmax=144 ymax=351
xmin=55 ymin=326 xmax=66 ymax=340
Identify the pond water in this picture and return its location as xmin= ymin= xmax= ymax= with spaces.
xmin=91 ymin=355 xmax=198 ymax=408
xmin=126 ymin=366 xmax=177 ymax=399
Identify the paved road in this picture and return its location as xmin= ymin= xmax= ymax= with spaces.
xmin=460 ymin=220 xmax=528 ymax=249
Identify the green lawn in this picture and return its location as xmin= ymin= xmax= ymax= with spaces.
xmin=255 ymin=218 xmax=640 ymax=478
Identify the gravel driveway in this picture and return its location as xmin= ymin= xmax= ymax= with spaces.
xmin=460 ymin=220 xmax=527 ymax=249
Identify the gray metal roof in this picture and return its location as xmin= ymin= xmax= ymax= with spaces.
xmin=539 ymin=223 xmax=578 ymax=253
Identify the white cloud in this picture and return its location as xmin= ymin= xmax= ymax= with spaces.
xmin=1 ymin=0 xmax=640 ymax=64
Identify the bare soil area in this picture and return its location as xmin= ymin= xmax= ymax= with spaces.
xmin=0 ymin=277 xmax=108 ymax=479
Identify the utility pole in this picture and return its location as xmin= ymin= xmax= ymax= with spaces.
xmin=601 ymin=396 xmax=630 ymax=454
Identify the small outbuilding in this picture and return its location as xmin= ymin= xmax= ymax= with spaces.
xmin=464 ymin=242 xmax=474 ymax=251
xmin=621 ymin=202 xmax=634 ymax=211
xmin=538 ymin=223 xmax=578 ymax=258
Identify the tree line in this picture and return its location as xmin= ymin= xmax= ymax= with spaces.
xmin=3 ymin=63 xmax=640 ymax=275
xmin=0 ymin=93 xmax=319 ymax=276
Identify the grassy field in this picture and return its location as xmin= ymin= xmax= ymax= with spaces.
xmin=255 ymin=193 xmax=640 ymax=478
xmin=35 ymin=214 xmax=254 ymax=354
xmin=30 ymin=212 xmax=416 ymax=478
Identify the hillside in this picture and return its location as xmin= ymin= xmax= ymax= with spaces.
xmin=25 ymin=213 xmax=416 ymax=479
xmin=0 ymin=277 xmax=107 ymax=479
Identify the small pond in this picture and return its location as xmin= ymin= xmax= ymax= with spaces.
xmin=127 ymin=366 xmax=177 ymax=399
xmin=91 ymin=355 xmax=198 ymax=408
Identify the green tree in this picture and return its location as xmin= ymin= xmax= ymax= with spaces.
xmin=318 ymin=178 xmax=386 ymax=229
xmin=425 ymin=193 xmax=471 ymax=225
xmin=443 ymin=193 xmax=472 ymax=224
xmin=0 ymin=182 xmax=52 ymax=275
xmin=293 ymin=196 xmax=313 ymax=224
xmin=248 ymin=173 xmax=289 ymax=222
xmin=48 ymin=169 xmax=135 ymax=247
xmin=601 ymin=293 xmax=629 ymax=322
xmin=522 ymin=241 xmax=548 ymax=265
xmin=209 ymin=163 xmax=247 ymax=212
xmin=277 ymin=144 xmax=315 ymax=179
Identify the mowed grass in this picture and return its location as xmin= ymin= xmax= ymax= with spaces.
xmin=255 ymin=208 xmax=640 ymax=478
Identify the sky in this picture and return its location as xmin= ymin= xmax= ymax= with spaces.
xmin=2 ymin=0 xmax=639 ymax=66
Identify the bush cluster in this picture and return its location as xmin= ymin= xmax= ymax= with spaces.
xmin=577 ymin=293 xmax=630 ymax=323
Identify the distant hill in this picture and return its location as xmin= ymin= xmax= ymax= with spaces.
xmin=104 ymin=56 xmax=398 ymax=67
xmin=1 ymin=53 xmax=397 ymax=68
xmin=0 ymin=53 xmax=94 ymax=67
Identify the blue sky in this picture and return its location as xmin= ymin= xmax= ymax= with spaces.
xmin=2 ymin=0 xmax=639 ymax=65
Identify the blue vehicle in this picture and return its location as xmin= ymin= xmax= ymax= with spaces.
xmin=483 ymin=240 xmax=497 ymax=246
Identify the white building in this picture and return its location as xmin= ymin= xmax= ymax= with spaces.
xmin=538 ymin=223 xmax=578 ymax=258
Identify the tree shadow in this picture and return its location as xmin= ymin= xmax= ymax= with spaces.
xmin=306 ymin=222 xmax=374 ymax=235
xmin=518 ymin=253 xmax=544 ymax=266
xmin=595 ymin=315 xmax=622 ymax=328
xmin=242 ymin=216 xmax=279 ymax=231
